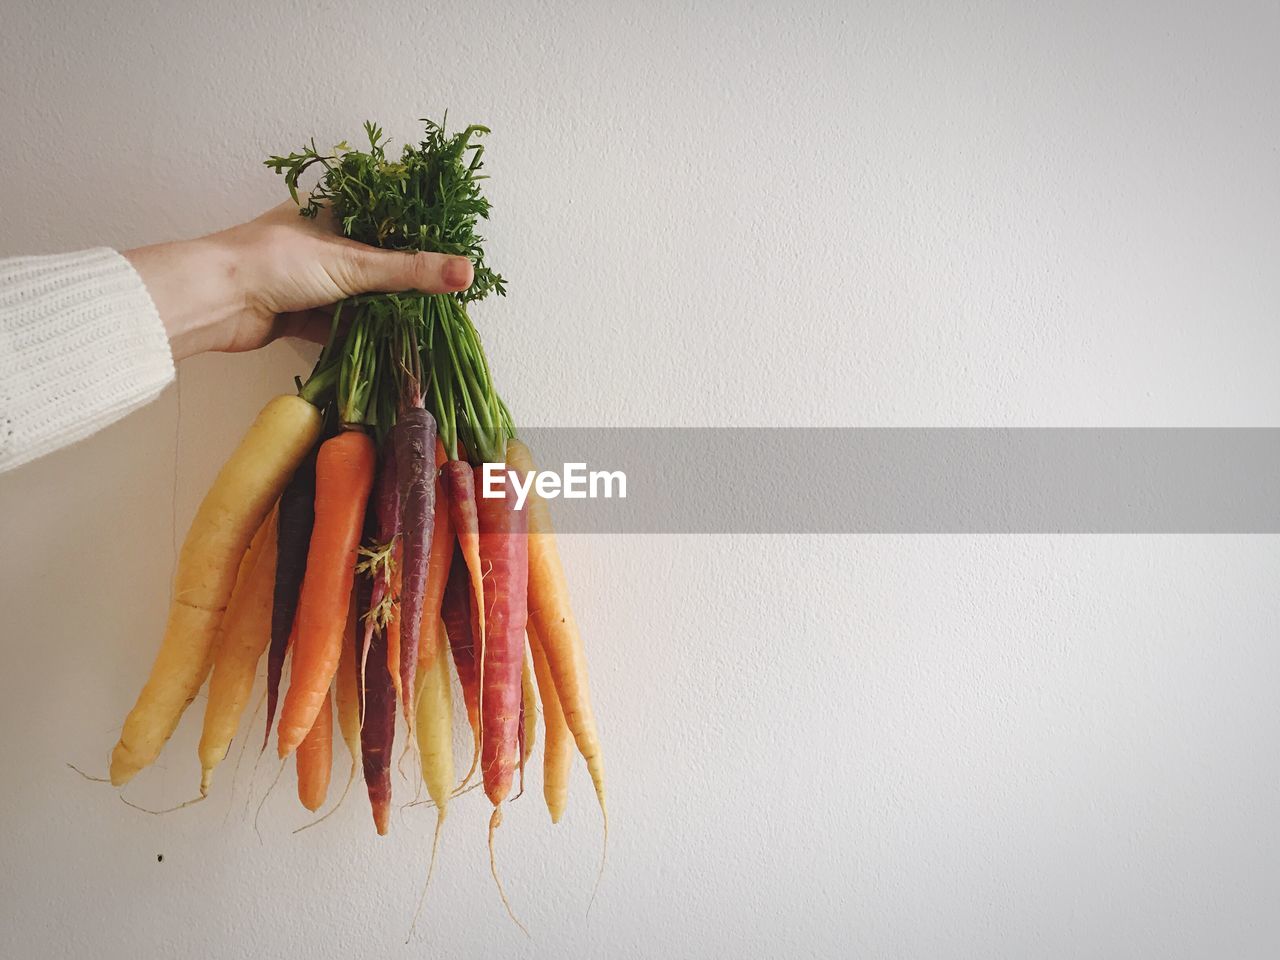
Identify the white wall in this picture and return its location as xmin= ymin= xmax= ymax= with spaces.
xmin=2 ymin=1 xmax=1279 ymax=957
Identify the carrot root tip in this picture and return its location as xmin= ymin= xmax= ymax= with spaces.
xmin=66 ymin=763 xmax=110 ymax=784
xmin=407 ymin=808 xmax=447 ymax=943
xmin=373 ymin=800 xmax=390 ymax=836
xmin=293 ymin=761 xmax=357 ymax=835
xmin=119 ymin=793 xmax=206 ymax=816
xmin=587 ymin=806 xmax=610 ymax=918
xmin=488 ymin=806 xmax=529 ymax=937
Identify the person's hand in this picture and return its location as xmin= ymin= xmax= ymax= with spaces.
xmin=124 ymin=202 xmax=475 ymax=361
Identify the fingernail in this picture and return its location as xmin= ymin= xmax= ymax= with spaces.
xmin=444 ymin=257 xmax=473 ymax=290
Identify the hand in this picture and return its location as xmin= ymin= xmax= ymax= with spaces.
xmin=124 ymin=202 xmax=475 ymax=361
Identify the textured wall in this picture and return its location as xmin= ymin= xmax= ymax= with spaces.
xmin=2 ymin=1 xmax=1279 ymax=957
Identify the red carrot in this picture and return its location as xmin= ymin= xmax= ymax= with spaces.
xmin=264 ymin=442 xmax=318 ymax=749
xmin=393 ymin=407 xmax=437 ymax=723
xmin=475 ymin=466 xmax=529 ymax=807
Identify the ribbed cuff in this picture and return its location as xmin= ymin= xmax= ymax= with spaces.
xmin=0 ymin=248 xmax=175 ymax=472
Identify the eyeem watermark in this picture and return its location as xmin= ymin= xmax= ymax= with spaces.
xmin=481 ymin=462 xmax=628 ymax=510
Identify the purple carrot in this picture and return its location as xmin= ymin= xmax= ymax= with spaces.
xmin=442 ymin=543 xmax=481 ymax=787
xmin=352 ymin=484 xmax=378 ymax=720
xmin=392 ymin=407 xmax=437 ymax=722
xmin=360 ymin=441 xmax=400 ymax=690
xmin=440 ymin=459 xmax=485 ymax=662
xmin=263 ymin=442 xmax=318 ymax=750
xmin=355 ymin=495 xmax=395 ymax=835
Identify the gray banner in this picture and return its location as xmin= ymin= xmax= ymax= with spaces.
xmin=507 ymin=428 xmax=1280 ymax=533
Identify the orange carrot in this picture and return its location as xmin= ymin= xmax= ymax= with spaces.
xmin=277 ymin=429 xmax=375 ymax=758
xmin=296 ymin=686 xmax=334 ymax=812
xmin=197 ymin=510 xmax=278 ymax=794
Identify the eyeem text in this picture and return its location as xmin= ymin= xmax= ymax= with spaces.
xmin=481 ymin=462 xmax=627 ymax=510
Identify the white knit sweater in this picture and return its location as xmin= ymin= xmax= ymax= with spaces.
xmin=0 ymin=248 xmax=175 ymax=472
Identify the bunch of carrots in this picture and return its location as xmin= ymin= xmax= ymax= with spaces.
xmin=106 ymin=119 xmax=605 ymax=899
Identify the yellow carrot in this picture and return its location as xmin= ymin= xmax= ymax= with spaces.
xmin=528 ymin=623 xmax=572 ymax=823
xmin=520 ymin=651 xmax=537 ymax=773
xmin=334 ymin=592 xmax=362 ymax=776
xmin=410 ymin=618 xmax=454 ymax=926
xmin=415 ymin=619 xmax=454 ymax=812
xmin=111 ymin=395 xmax=321 ymax=786
xmin=505 ymin=439 xmax=606 ymax=819
xmin=196 ymin=509 xmax=279 ymax=795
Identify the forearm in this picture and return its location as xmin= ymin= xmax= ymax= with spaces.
xmin=0 ymin=248 xmax=174 ymax=472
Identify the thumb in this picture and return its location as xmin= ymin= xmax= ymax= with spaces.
xmin=341 ymin=242 xmax=474 ymax=296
